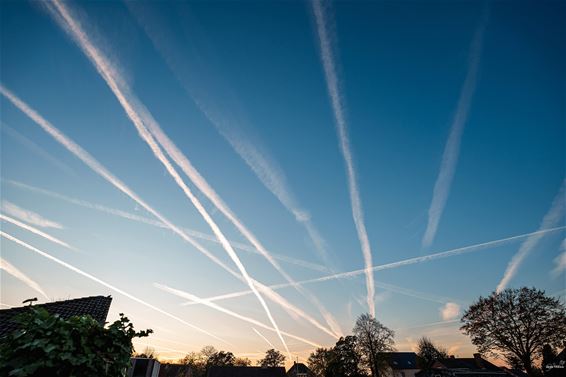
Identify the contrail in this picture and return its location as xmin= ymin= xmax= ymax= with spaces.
xmin=2 ymin=200 xmax=64 ymax=229
xmin=1 ymin=231 xmax=229 ymax=344
xmin=6 ymin=180 xmax=329 ymax=273
xmin=0 ymin=256 xmax=49 ymax=299
xmin=253 ymin=328 xmax=277 ymax=350
xmin=46 ymin=0 xmax=337 ymax=342
xmin=126 ymin=2 xmax=335 ymax=270
xmin=422 ymin=9 xmax=489 ymax=248
xmin=154 ymin=283 xmax=323 ymax=349
xmin=312 ymin=0 xmax=375 ymax=317
xmin=1 ymin=123 xmax=76 ymax=177
xmin=0 ymin=87 xmax=333 ymax=344
xmin=497 ymin=180 xmax=566 ymax=292
xmin=189 ymin=226 xmax=566 ymax=303
xmin=551 ymin=239 xmax=566 ymax=277
xmin=0 ymin=213 xmax=74 ymax=250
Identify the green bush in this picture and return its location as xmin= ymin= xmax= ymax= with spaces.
xmin=0 ymin=307 xmax=152 ymax=377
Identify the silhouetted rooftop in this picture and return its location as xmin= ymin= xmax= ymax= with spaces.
xmin=0 ymin=296 xmax=112 ymax=338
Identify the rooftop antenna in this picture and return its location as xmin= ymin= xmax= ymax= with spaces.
xmin=22 ymin=297 xmax=37 ymax=306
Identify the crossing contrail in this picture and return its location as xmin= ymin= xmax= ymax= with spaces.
xmin=126 ymin=1 xmax=336 ymax=271
xmin=0 ymin=256 xmax=49 ymax=299
xmin=187 ymin=226 xmax=566 ymax=303
xmin=2 ymin=200 xmax=64 ymax=229
xmin=497 ymin=180 xmax=565 ymax=292
xmin=1 ymin=231 xmax=229 ymax=344
xmin=45 ymin=0 xmax=293 ymax=354
xmin=0 ymin=213 xmax=74 ymax=250
xmin=253 ymin=328 xmax=277 ymax=350
xmin=154 ymin=283 xmax=323 ymax=349
xmin=0 ymin=87 xmax=335 ymax=343
xmin=422 ymin=9 xmax=489 ymax=248
xmin=5 ymin=180 xmax=329 ymax=273
xmin=46 ymin=0 xmax=338 ymax=341
xmin=312 ymin=0 xmax=375 ymax=317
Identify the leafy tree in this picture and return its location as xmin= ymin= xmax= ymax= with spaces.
xmin=258 ymin=349 xmax=286 ymax=367
xmin=207 ymin=351 xmax=236 ymax=367
xmin=326 ymin=336 xmax=366 ymax=377
xmin=417 ymin=337 xmax=448 ymax=370
xmin=461 ymin=287 xmax=566 ymax=377
xmin=308 ymin=348 xmax=333 ymax=377
xmin=0 ymin=307 xmax=151 ymax=377
xmin=234 ymin=357 xmax=252 ymax=366
xmin=353 ymin=314 xmax=395 ymax=377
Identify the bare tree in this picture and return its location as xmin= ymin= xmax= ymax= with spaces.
xmin=353 ymin=314 xmax=395 ymax=377
xmin=461 ymin=287 xmax=566 ymax=377
xmin=417 ymin=337 xmax=448 ymax=371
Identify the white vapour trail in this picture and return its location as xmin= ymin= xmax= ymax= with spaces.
xmin=189 ymin=226 xmax=566 ymax=303
xmin=154 ymin=283 xmax=323 ymax=348
xmin=497 ymin=180 xmax=566 ymax=292
xmin=1 ymin=231 xmax=229 ymax=344
xmin=6 ymin=180 xmax=329 ymax=273
xmin=551 ymin=239 xmax=566 ymax=277
xmin=0 ymin=256 xmax=49 ymax=299
xmin=0 ymin=213 xmax=74 ymax=250
xmin=46 ymin=0 xmax=291 ymax=355
xmin=1 ymin=123 xmax=76 ymax=177
xmin=253 ymin=327 xmax=277 ymax=350
xmin=422 ymin=11 xmax=489 ymax=248
xmin=1 ymin=88 xmax=334 ymax=350
xmin=47 ymin=0 xmax=338 ymax=342
xmin=312 ymin=0 xmax=375 ymax=317
xmin=126 ymin=2 xmax=334 ymax=270
xmin=2 ymin=200 xmax=64 ymax=229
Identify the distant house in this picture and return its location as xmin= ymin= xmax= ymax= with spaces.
xmin=380 ymin=352 xmax=420 ymax=377
xmin=207 ymin=366 xmax=287 ymax=377
xmin=0 ymin=295 xmax=112 ymax=338
xmin=287 ymin=362 xmax=313 ymax=377
xmin=416 ymin=354 xmax=507 ymax=377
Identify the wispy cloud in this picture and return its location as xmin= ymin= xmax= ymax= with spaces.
xmin=6 ymin=179 xmax=329 ymax=273
xmin=439 ymin=302 xmax=460 ymax=321
xmin=0 ymin=256 xmax=49 ymax=299
xmin=126 ymin=2 xmax=335 ymax=270
xmin=154 ymin=283 xmax=323 ymax=349
xmin=312 ymin=0 xmax=376 ymax=317
xmin=253 ymin=328 xmax=277 ymax=350
xmin=0 ymin=213 xmax=73 ymax=250
xmin=46 ymin=0 xmax=338 ymax=344
xmin=497 ymin=180 xmax=566 ymax=292
xmin=1 ymin=231 xmax=228 ymax=344
xmin=189 ymin=226 xmax=565 ymax=303
xmin=551 ymin=239 xmax=566 ymax=277
xmin=422 ymin=9 xmax=489 ymax=248
xmin=1 ymin=200 xmax=63 ymax=229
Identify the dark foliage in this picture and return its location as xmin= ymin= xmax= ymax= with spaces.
xmin=461 ymin=287 xmax=566 ymax=377
xmin=0 ymin=307 xmax=151 ymax=377
xmin=258 ymin=349 xmax=286 ymax=367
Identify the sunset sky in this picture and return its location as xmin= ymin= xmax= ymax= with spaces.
xmin=1 ymin=0 xmax=565 ymax=365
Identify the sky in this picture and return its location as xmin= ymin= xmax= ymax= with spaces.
xmin=1 ymin=0 xmax=565 ymax=365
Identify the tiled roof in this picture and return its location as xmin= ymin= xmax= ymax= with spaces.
xmin=381 ymin=352 xmax=419 ymax=370
xmin=437 ymin=357 xmax=502 ymax=372
xmin=0 ymin=296 xmax=112 ymax=338
xmin=208 ymin=366 xmax=287 ymax=377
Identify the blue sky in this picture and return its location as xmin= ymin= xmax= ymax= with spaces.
xmin=1 ymin=0 xmax=564 ymax=363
